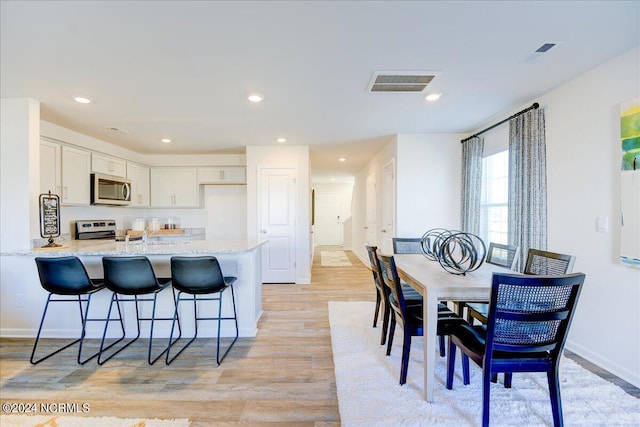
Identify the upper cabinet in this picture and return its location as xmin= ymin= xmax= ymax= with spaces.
xmin=40 ymin=139 xmax=61 ymax=196
xmin=61 ymin=145 xmax=91 ymax=205
xmin=197 ymin=166 xmax=246 ymax=184
xmin=150 ymin=168 xmax=199 ymax=207
xmin=126 ymin=162 xmax=150 ymax=208
xmin=92 ymin=153 xmax=126 ymax=178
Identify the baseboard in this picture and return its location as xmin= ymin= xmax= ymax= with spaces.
xmin=565 ymin=339 xmax=640 ymax=388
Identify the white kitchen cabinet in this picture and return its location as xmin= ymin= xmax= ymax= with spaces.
xmin=197 ymin=166 xmax=246 ymax=184
xmin=150 ymin=168 xmax=198 ymax=207
xmin=92 ymin=152 xmax=127 ymax=177
xmin=40 ymin=139 xmax=61 ymax=196
xmin=61 ymin=145 xmax=91 ymax=205
xmin=126 ymin=162 xmax=150 ymax=207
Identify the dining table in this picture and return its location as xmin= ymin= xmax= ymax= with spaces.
xmin=393 ymin=254 xmax=511 ymax=402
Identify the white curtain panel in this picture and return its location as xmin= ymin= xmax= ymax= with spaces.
xmin=460 ymin=136 xmax=484 ymax=234
xmin=508 ymin=108 xmax=548 ymax=270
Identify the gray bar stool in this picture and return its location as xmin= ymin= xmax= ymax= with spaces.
xmin=166 ymin=256 xmax=238 ymax=365
xmin=98 ymin=256 xmax=179 ymax=365
xmin=32 ymin=256 xmax=124 ymax=364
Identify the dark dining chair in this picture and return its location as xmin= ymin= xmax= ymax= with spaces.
xmin=31 ymin=256 xmax=124 ymax=364
xmin=366 ymin=245 xmax=422 ymax=346
xmin=166 ymin=256 xmax=239 ymax=365
xmin=446 ymin=272 xmax=586 ymax=427
xmin=378 ymin=254 xmax=465 ymax=385
xmin=98 ymin=256 xmax=179 ymax=365
xmin=466 ymin=247 xmax=572 ymax=325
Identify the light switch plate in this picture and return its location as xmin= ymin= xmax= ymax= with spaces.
xmin=596 ymin=216 xmax=609 ymax=233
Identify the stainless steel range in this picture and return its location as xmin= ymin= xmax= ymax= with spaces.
xmin=74 ymin=220 xmax=117 ymax=240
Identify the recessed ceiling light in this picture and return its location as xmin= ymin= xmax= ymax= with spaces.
xmin=73 ymin=96 xmax=92 ymax=104
xmin=277 ymin=137 xmax=286 ymax=143
xmin=331 ymin=178 xmax=336 ymax=181
xmin=338 ymin=157 xmax=346 ymax=162
xmin=161 ymin=138 xmax=171 ymax=144
xmin=425 ymin=93 xmax=441 ymax=102
xmin=248 ymin=94 xmax=263 ymax=103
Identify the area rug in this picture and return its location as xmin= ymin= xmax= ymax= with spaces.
xmin=321 ymin=250 xmax=352 ymax=266
xmin=0 ymin=415 xmax=190 ymax=427
xmin=329 ymin=301 xmax=640 ymax=427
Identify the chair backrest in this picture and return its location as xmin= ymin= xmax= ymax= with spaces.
xmin=35 ymin=256 xmax=92 ymax=294
xmin=365 ymin=245 xmax=384 ymax=292
xmin=485 ymin=272 xmax=585 ymax=358
xmin=485 ymin=243 xmax=521 ymax=271
xmin=171 ymin=256 xmax=226 ymax=293
xmin=392 ymin=237 xmax=423 ymax=254
xmin=524 ymin=249 xmax=575 ymax=275
xmin=377 ymin=254 xmax=407 ymax=328
xmin=102 ymin=256 xmax=159 ymax=294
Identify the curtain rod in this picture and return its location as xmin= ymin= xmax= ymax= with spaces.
xmin=460 ymin=102 xmax=540 ymax=144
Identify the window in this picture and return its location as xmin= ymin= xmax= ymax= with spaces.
xmin=480 ymin=150 xmax=508 ymax=245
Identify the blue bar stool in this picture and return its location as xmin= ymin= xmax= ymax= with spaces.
xmin=98 ymin=256 xmax=180 ymax=365
xmin=31 ymin=256 xmax=124 ymax=365
xmin=166 ymin=256 xmax=238 ymax=365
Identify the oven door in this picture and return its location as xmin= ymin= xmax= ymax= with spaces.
xmin=91 ymin=173 xmax=131 ymax=205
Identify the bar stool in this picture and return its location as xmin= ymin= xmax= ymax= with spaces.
xmin=31 ymin=256 xmax=124 ymax=364
xmin=166 ymin=256 xmax=239 ymax=365
xmin=98 ymin=256 xmax=179 ymax=365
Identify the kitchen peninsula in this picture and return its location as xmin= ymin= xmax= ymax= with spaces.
xmin=0 ymin=240 xmax=266 ymax=339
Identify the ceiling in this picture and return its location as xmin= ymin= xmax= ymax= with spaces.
xmin=1 ymin=1 xmax=638 ymax=182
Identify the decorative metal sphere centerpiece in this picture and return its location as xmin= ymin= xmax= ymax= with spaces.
xmin=421 ymin=228 xmax=486 ymax=275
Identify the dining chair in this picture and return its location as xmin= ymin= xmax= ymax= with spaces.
xmin=466 ymin=247 xmax=572 ymax=326
xmin=366 ymin=245 xmax=422 ymax=346
xmin=98 ymin=256 xmax=179 ymax=365
xmin=166 ymin=256 xmax=239 ymax=365
xmin=465 ymin=243 xmax=521 ymax=324
xmin=31 ymin=256 xmax=124 ymax=364
xmin=446 ymin=272 xmax=586 ymax=427
xmin=378 ymin=254 xmax=465 ymax=385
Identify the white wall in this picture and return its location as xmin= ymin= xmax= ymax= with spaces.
xmin=395 ymin=134 xmax=463 ymax=237
xmin=537 ymin=46 xmax=640 ymax=387
xmin=246 ymin=145 xmax=311 ymax=284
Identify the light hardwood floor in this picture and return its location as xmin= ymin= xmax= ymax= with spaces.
xmin=1 ymin=248 xmax=637 ymax=426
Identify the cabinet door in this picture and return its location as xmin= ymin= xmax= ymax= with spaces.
xmin=197 ymin=167 xmax=224 ymax=184
xmin=40 ymin=139 xmax=61 ymax=195
xmin=150 ymin=168 xmax=175 ymax=207
xmin=172 ymin=168 xmax=199 ymax=207
xmin=221 ymin=167 xmax=246 ymax=184
xmin=127 ymin=163 xmax=150 ymax=207
xmin=92 ymin=153 xmax=127 ymax=177
xmin=61 ymin=145 xmax=90 ymax=205
xmin=198 ymin=166 xmax=246 ymax=184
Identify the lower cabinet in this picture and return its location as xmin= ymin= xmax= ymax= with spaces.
xmin=150 ymin=168 xmax=199 ymax=207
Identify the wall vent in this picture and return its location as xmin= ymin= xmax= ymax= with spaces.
xmin=368 ymin=71 xmax=437 ymax=93
xmin=104 ymin=126 xmax=129 ymax=135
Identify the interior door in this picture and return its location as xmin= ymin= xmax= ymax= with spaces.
xmin=315 ymin=192 xmax=341 ymax=246
xmin=366 ymin=174 xmax=377 ymax=246
xmin=381 ymin=160 xmax=396 ymax=254
xmin=260 ymin=168 xmax=297 ymax=283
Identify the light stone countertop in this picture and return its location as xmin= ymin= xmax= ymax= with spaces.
xmin=2 ymin=239 xmax=267 ymax=257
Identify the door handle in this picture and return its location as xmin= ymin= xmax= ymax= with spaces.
xmin=261 ymin=230 xmax=267 ymax=234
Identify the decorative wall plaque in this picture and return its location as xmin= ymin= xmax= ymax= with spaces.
xmin=39 ymin=191 xmax=61 ymax=247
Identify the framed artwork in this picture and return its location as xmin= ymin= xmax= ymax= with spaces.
xmin=620 ymin=98 xmax=640 ymax=268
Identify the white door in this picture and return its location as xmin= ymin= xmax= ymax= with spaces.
xmin=260 ymin=168 xmax=297 ymax=283
xmin=315 ymin=192 xmax=341 ymax=246
xmin=366 ymin=174 xmax=377 ymax=246
xmin=381 ymin=160 xmax=396 ymax=254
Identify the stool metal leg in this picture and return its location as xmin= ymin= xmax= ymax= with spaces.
xmin=31 ymin=295 xmax=82 ymax=364
xmin=216 ymin=285 xmax=239 ymax=365
xmin=98 ymin=293 xmax=141 ymax=365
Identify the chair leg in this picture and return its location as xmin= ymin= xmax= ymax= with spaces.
xmin=98 ymin=294 xmax=141 ymax=365
xmin=548 ymin=369 xmax=564 ymax=427
xmin=482 ymin=367 xmax=493 ymax=427
xmin=446 ymin=338 xmax=456 ymax=389
xmin=30 ymin=295 xmax=81 ymax=364
xmin=216 ymin=285 xmax=239 ymax=365
xmin=462 ymin=354 xmax=470 ymax=385
xmin=373 ymin=291 xmax=381 ymax=327
xmin=380 ymin=301 xmax=390 ymax=346
xmin=166 ymin=292 xmax=197 ymax=365
xmin=399 ymin=330 xmax=411 ymax=385
xmin=439 ymin=334 xmax=446 ymax=357
xmin=386 ymin=316 xmax=396 ymax=356
xmin=504 ymin=372 xmax=513 ymax=388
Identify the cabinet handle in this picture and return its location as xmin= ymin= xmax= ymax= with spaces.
xmin=221 ymin=170 xmax=225 ymax=180
xmin=63 ymin=186 xmax=68 ymax=200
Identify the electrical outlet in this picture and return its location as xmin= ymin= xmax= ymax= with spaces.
xmin=16 ymin=293 xmax=25 ymax=308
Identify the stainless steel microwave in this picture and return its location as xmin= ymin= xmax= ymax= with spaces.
xmin=90 ymin=173 xmax=131 ymax=206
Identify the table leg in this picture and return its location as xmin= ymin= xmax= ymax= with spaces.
xmin=423 ymin=290 xmax=438 ymax=401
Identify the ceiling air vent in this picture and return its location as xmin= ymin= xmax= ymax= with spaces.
xmin=104 ymin=126 xmax=129 ymax=135
xmin=368 ymin=72 xmax=437 ymax=93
